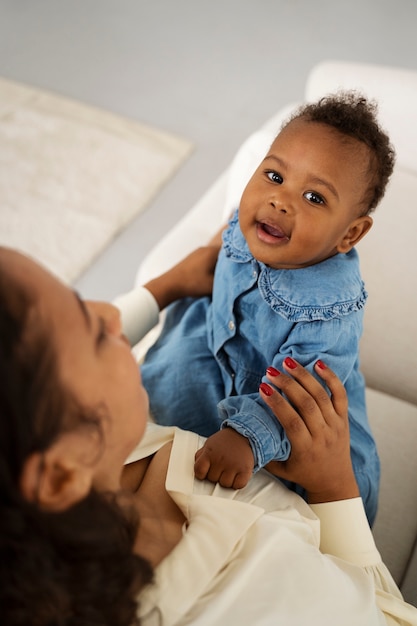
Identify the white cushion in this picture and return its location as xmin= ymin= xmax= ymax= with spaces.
xmin=306 ymin=60 xmax=417 ymax=172
xmin=358 ymin=168 xmax=417 ymax=407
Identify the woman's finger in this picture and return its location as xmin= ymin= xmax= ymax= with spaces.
xmin=263 ymin=369 xmax=328 ymax=438
xmin=313 ymin=360 xmax=348 ymax=420
xmin=282 ymin=357 xmax=336 ymax=418
xmin=259 ymin=380 xmax=312 ymax=447
xmin=266 ymin=358 xmax=347 ymax=433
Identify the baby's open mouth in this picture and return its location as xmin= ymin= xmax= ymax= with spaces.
xmin=257 ymin=221 xmax=289 ymax=242
xmin=261 ymin=223 xmax=286 ymax=238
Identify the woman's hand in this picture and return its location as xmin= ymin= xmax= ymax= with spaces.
xmin=260 ymin=358 xmax=360 ymax=504
xmin=144 ymin=245 xmax=220 ymax=311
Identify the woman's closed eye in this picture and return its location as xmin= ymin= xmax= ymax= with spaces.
xmin=266 ymin=170 xmax=283 ymax=184
xmin=304 ymin=191 xmax=325 ymax=205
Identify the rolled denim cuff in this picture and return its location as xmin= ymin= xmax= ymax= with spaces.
xmin=218 ymin=395 xmax=291 ymax=470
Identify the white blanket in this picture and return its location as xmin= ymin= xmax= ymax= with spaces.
xmin=0 ymin=77 xmax=192 ymax=283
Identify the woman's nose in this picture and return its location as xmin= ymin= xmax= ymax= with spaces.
xmin=86 ymin=301 xmax=123 ymax=336
xmin=104 ymin=303 xmax=123 ymax=336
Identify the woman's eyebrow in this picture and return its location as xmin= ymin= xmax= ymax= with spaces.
xmin=73 ymin=290 xmax=91 ymax=330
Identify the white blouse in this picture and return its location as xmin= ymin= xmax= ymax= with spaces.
xmin=126 ymin=424 xmax=417 ymax=626
xmin=115 ymin=285 xmax=417 ymax=625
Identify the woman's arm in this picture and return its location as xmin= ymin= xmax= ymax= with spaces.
xmin=143 ymin=244 xmax=220 ymax=311
xmin=113 ymin=245 xmax=220 ymax=346
xmin=260 ymin=361 xmax=417 ymax=623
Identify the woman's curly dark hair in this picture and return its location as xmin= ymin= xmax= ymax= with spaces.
xmin=288 ymin=90 xmax=396 ymax=214
xmin=0 ymin=267 xmax=153 ymax=625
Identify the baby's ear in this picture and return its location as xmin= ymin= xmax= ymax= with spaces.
xmin=337 ymin=215 xmax=373 ymax=254
xmin=20 ymin=433 xmax=94 ymax=512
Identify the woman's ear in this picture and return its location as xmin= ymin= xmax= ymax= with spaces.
xmin=337 ymin=215 xmax=373 ymax=254
xmin=20 ymin=433 xmax=94 ymax=511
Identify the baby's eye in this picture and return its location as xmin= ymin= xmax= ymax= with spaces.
xmin=266 ymin=171 xmax=283 ymax=184
xmin=304 ymin=191 xmax=325 ymax=205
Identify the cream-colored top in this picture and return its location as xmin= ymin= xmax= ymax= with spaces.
xmin=126 ymin=423 xmax=417 ymax=626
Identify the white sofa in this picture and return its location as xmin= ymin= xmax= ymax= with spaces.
xmin=135 ymin=61 xmax=417 ymax=606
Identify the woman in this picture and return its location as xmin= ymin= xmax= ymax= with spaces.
xmin=0 ymin=245 xmax=415 ymax=626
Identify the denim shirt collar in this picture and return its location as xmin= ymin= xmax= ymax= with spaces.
xmin=222 ymin=209 xmax=367 ymax=322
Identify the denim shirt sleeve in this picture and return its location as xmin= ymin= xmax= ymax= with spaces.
xmin=218 ymin=315 xmax=363 ymax=471
xmin=277 ymin=315 xmax=363 ymax=384
xmin=218 ymin=393 xmax=291 ymax=469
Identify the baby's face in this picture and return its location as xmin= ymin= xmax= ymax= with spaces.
xmin=238 ymin=118 xmax=372 ymax=269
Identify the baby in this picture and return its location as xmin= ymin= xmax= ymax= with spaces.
xmin=141 ymin=91 xmax=395 ymax=524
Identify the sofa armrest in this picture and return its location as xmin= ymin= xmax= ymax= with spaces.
xmin=367 ymin=387 xmax=417 ymax=606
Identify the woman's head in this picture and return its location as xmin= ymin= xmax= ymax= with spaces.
xmin=0 ymin=247 xmax=148 ymax=503
xmin=0 ymin=247 xmax=152 ymax=624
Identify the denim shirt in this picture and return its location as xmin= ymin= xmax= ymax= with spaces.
xmin=208 ymin=210 xmax=375 ymax=478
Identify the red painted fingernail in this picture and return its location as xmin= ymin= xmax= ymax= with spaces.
xmin=259 ymin=382 xmax=273 ymax=396
xmin=266 ymin=366 xmax=280 ymax=377
xmin=284 ymin=356 xmax=297 ymax=369
xmin=316 ymin=359 xmax=326 ymax=370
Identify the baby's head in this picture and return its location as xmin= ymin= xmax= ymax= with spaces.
xmin=239 ymin=91 xmax=395 ymax=269
xmin=289 ymin=91 xmax=395 ymax=215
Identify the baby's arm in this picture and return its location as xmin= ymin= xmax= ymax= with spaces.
xmin=192 ymin=321 xmax=359 ymax=489
xmin=213 ymin=319 xmax=361 ymax=473
xmin=278 ymin=318 xmax=362 ymax=387
xmin=194 ymin=428 xmax=255 ymax=489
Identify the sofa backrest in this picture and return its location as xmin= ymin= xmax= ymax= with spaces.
xmin=306 ymin=61 xmax=417 ymax=407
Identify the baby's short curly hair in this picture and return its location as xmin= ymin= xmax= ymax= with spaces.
xmin=288 ymin=91 xmax=396 ymax=214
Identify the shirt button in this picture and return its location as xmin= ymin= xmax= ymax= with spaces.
xmin=228 ymin=320 xmax=235 ymax=331
xmin=252 ymin=269 xmax=258 ymax=278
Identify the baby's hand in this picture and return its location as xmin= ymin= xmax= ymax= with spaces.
xmin=194 ymin=428 xmax=254 ymax=489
